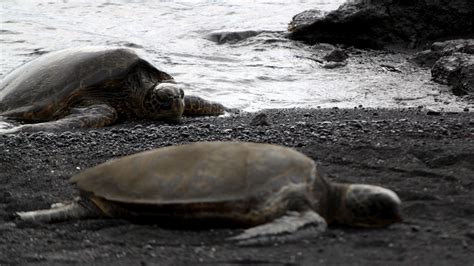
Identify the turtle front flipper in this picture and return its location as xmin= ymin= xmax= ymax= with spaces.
xmin=16 ymin=198 xmax=102 ymax=223
xmin=183 ymin=95 xmax=226 ymax=116
xmin=229 ymin=210 xmax=327 ymax=246
xmin=4 ymin=104 xmax=117 ymax=134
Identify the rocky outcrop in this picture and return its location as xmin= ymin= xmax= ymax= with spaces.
xmin=432 ymin=53 xmax=474 ymax=96
xmin=288 ymin=0 xmax=474 ymax=49
xmin=412 ymin=39 xmax=474 ymax=67
xmin=413 ymin=39 xmax=474 ymax=96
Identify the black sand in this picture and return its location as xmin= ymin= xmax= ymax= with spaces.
xmin=1 ymin=108 xmax=473 ymax=265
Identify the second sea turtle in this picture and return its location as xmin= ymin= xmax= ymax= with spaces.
xmin=0 ymin=47 xmax=226 ymax=133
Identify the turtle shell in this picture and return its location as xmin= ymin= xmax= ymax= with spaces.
xmin=71 ymin=142 xmax=317 ymax=207
xmin=0 ymin=47 xmax=172 ymax=121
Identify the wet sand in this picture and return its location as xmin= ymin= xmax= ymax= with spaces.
xmin=0 ymin=108 xmax=473 ymax=265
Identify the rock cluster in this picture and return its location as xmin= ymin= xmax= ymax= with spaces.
xmin=288 ymin=0 xmax=474 ymax=49
xmin=412 ymin=39 xmax=474 ymax=67
xmin=432 ymin=54 xmax=473 ymax=96
xmin=413 ymin=39 xmax=474 ymax=96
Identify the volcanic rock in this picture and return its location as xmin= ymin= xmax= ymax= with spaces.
xmin=432 ymin=53 xmax=474 ymax=96
xmin=288 ymin=0 xmax=474 ymax=49
xmin=413 ymin=39 xmax=474 ymax=67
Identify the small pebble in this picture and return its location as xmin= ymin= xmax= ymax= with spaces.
xmin=323 ymin=48 xmax=348 ymax=62
xmin=0 ymin=191 xmax=13 ymax=203
xmin=250 ymin=113 xmax=270 ymax=126
xmin=426 ymin=110 xmax=441 ymax=116
xmin=411 ymin=225 xmax=420 ymax=232
xmin=465 ymin=230 xmax=474 ymax=240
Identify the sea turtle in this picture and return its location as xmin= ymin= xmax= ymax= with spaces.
xmin=0 ymin=47 xmax=226 ymax=133
xmin=16 ymin=141 xmax=402 ymax=244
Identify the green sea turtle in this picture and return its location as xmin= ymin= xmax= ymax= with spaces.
xmin=16 ymin=141 xmax=401 ymax=244
xmin=0 ymin=47 xmax=226 ymax=133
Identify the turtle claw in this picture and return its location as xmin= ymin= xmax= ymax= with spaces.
xmin=51 ymin=202 xmax=68 ymax=209
xmin=16 ymin=201 xmax=94 ymax=223
xmin=228 ymin=211 xmax=327 ymax=246
xmin=231 ymin=228 xmax=325 ymax=246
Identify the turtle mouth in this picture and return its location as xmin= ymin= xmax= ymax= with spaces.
xmin=158 ymin=98 xmax=184 ymax=121
xmin=146 ymin=83 xmax=185 ymax=121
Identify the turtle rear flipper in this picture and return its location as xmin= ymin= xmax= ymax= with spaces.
xmin=16 ymin=198 xmax=101 ymax=223
xmin=229 ymin=210 xmax=327 ymax=246
xmin=4 ymin=104 xmax=117 ymax=134
xmin=183 ymin=95 xmax=227 ymax=116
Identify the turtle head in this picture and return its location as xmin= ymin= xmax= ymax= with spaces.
xmin=336 ymin=184 xmax=401 ymax=227
xmin=143 ymin=83 xmax=185 ymax=122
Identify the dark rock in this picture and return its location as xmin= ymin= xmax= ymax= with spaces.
xmin=288 ymin=0 xmax=474 ymax=49
xmin=412 ymin=39 xmax=474 ymax=67
xmin=466 ymin=230 xmax=474 ymax=240
xmin=454 ymin=59 xmax=474 ymax=96
xmin=323 ymin=48 xmax=348 ymax=62
xmin=432 ymin=55 xmax=465 ymax=85
xmin=288 ymin=9 xmax=325 ymax=32
xmin=0 ymin=191 xmax=13 ymax=203
xmin=426 ymin=110 xmax=441 ymax=116
xmin=411 ymin=225 xmax=420 ymax=232
xmin=416 ymin=40 xmax=474 ymax=96
xmin=249 ymin=113 xmax=270 ymax=126
xmin=431 ymin=53 xmax=474 ymax=95
xmin=204 ymin=30 xmax=262 ymax=44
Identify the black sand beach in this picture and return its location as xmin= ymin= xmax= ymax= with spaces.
xmin=1 ymin=108 xmax=473 ymax=265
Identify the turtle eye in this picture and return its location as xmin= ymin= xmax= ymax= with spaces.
xmin=156 ymin=91 xmax=170 ymax=102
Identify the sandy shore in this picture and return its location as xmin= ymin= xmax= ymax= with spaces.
xmin=0 ymin=108 xmax=473 ymax=265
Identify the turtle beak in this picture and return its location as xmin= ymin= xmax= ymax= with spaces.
xmin=167 ymin=97 xmax=184 ymax=123
xmin=149 ymin=83 xmax=185 ymax=121
xmin=345 ymin=184 xmax=402 ymax=227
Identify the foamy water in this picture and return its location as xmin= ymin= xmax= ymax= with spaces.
xmin=0 ymin=0 xmax=470 ymax=115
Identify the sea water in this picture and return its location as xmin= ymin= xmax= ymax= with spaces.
xmin=0 ymin=0 xmax=469 ymax=114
